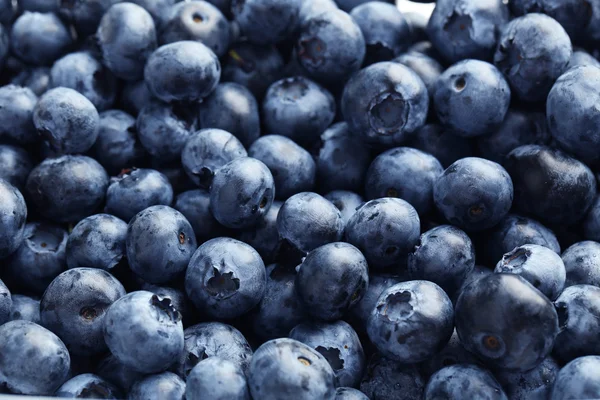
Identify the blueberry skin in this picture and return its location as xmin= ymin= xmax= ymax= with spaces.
xmin=128 ymin=0 xmax=177 ymax=28
xmin=393 ymin=51 xmax=443 ymax=94
xmin=568 ymin=50 xmax=600 ymax=70
xmin=427 ymin=0 xmax=508 ymax=63
xmin=141 ymin=283 xmax=193 ymax=326
xmin=144 ymin=41 xmax=220 ymax=103
xmin=251 ymin=263 xmax=307 ymax=340
xmin=495 ymin=356 xmax=559 ymax=400
xmin=0 ymin=279 xmax=11 ymax=325
xmin=198 ymin=83 xmax=260 ymax=147
xmin=248 ymin=338 xmax=336 ymax=400
xmin=55 ymin=373 xmax=122 ymax=399
xmin=550 ymin=356 xmax=600 ymax=400
xmin=408 ymin=225 xmax=475 ymax=297
xmin=335 ymin=0 xmax=394 ymax=11
xmin=136 ymin=100 xmax=198 ymax=163
xmin=341 ymin=62 xmax=429 ymax=147
xmin=95 ymin=355 xmax=146 ymax=393
xmin=504 ymin=145 xmax=596 ymax=226
xmin=407 ymin=124 xmax=474 ymax=169
xmin=335 ymin=387 xmax=369 ymax=400
xmin=0 ymin=85 xmax=38 ymax=145
xmin=433 ymin=60 xmax=510 ymax=138
xmin=121 ymin=80 xmax=154 ymax=116
xmin=290 ymin=320 xmax=365 ymax=388
xmin=0 ymin=24 xmax=8 ymax=69
xmin=299 ymin=0 xmax=338 ymax=24
xmin=10 ymin=67 xmax=50 ymax=96
xmin=547 ymin=65 xmax=600 ymax=166
xmin=33 ymin=87 xmax=100 ymax=155
xmin=455 ymin=273 xmax=559 ymax=372
xmin=348 ymin=274 xmax=402 ymax=335
xmin=58 ymin=0 xmax=118 ymax=37
xmin=420 ymin=329 xmax=480 ymax=378
xmin=0 ymin=179 xmax=26 ymax=259
xmin=0 ymin=0 xmax=14 ymax=23
xmin=5 ymin=222 xmax=67 ymax=294
xmin=126 ymin=205 xmax=197 ymax=284
xmin=495 ymin=244 xmax=566 ymax=300
xmin=10 ymin=12 xmax=73 ymax=66
xmin=174 ymin=189 xmax=228 ymax=244
xmin=424 ymin=364 xmax=507 ymax=400
xmin=360 ymin=353 xmax=425 ymax=400
xmin=345 ymin=197 xmax=420 ymax=270
xmin=97 ymin=3 xmax=157 ymax=81
xmin=0 ymin=145 xmax=33 ymax=191
xmin=0 ymin=320 xmax=70 ymax=395
xmin=296 ymin=9 xmax=366 ymax=83
xmin=185 ymin=358 xmax=249 ymax=400
xmin=9 ymin=294 xmax=40 ymax=324
xmin=103 ymin=290 xmax=184 ymax=374
xmin=434 ymin=157 xmax=513 ymax=231
xmin=366 ymin=147 xmax=443 ymax=215
xmin=494 ymin=13 xmax=572 ymax=103
xmin=562 ymin=241 xmax=600 ymax=287
xmin=185 ymin=237 xmax=266 ymax=319
xmin=181 ymin=128 xmax=247 ymax=189
xmin=237 ymin=201 xmax=281 ymax=264
xmin=128 ymin=372 xmax=185 ymax=400
xmin=324 ymin=190 xmax=364 ymax=228
xmin=175 ymin=322 xmax=253 ymax=378
xmin=277 ymin=192 xmax=344 ymax=253
xmin=249 ymin=135 xmax=316 ymax=199
xmin=583 ymin=195 xmax=600 ymax=242
xmin=231 ymin=0 xmax=301 ymax=45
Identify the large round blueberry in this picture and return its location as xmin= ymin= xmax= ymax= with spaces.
xmin=237 ymin=201 xmax=281 ymax=264
xmin=424 ymin=364 xmax=507 ymax=400
xmin=174 ymin=189 xmax=228 ymax=244
xmin=128 ymin=372 xmax=185 ymax=400
xmin=55 ymin=374 xmax=122 ymax=399
xmin=495 ymin=356 xmax=559 ymax=400
xmin=562 ymin=241 xmax=600 ymax=287
xmin=0 ymin=145 xmax=34 ymax=191
xmin=0 ymin=179 xmax=26 ymax=259
xmin=231 ymin=0 xmax=301 ymax=45
xmin=0 ymin=279 xmax=11 ymax=325
xmin=186 ymin=357 xmax=249 ymax=400
xmin=550 ymin=356 xmax=600 ymax=400
xmin=9 ymin=294 xmax=40 ymax=324
xmin=0 ymin=85 xmax=38 ymax=145
xmin=360 ymin=353 xmax=425 ymax=400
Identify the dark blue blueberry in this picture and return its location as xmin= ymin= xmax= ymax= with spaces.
xmin=0 ymin=145 xmax=33 ymax=190
xmin=186 ymin=357 xmax=249 ymax=400
xmin=174 ymin=189 xmax=228 ymax=244
xmin=296 ymin=242 xmax=368 ymax=321
xmin=0 ymin=85 xmax=38 ymax=146
xmin=366 ymin=147 xmax=443 ymax=215
xmin=393 ymin=51 xmax=443 ymax=94
xmin=0 ymin=179 xmax=26 ymax=259
xmin=504 ymin=145 xmax=596 ymax=226
xmin=495 ymin=356 xmax=559 ymax=400
xmin=10 ymin=67 xmax=50 ymax=96
xmin=562 ymin=241 xmax=600 ymax=287
xmin=9 ymin=294 xmax=40 ymax=324
xmin=96 ymin=3 xmax=157 ymax=81
xmin=57 ymin=0 xmax=116 ymax=37
xmin=335 ymin=387 xmax=369 ymax=400
xmin=568 ymin=49 xmax=600 ymax=70
xmin=237 ymin=201 xmax=281 ymax=264
xmin=10 ymin=12 xmax=73 ymax=66
xmin=408 ymin=225 xmax=475 ymax=297
xmin=0 ymin=279 xmax=10 ymax=325
xmin=95 ymin=355 xmax=146 ymax=393
xmin=434 ymin=157 xmax=513 ymax=231
xmin=248 ymin=338 xmax=336 ymax=400
xmin=5 ymin=222 xmax=67 ymax=294
xmin=181 ymin=128 xmax=247 ymax=189
xmin=583 ymin=195 xmax=600 ymax=242
xmin=494 ymin=13 xmax=572 ymax=103
xmin=424 ymin=364 xmax=507 ymax=400
xmin=198 ymin=82 xmax=260 ymax=147
xmin=128 ymin=0 xmax=177 ymax=28
xmin=407 ymin=123 xmax=474 ymax=169
xmin=290 ymin=320 xmax=365 ymax=387
xmin=144 ymin=41 xmax=220 ymax=103
xmin=551 ymin=356 xmax=600 ymax=400
xmin=0 ymin=320 xmax=70 ymax=395
xmin=33 ymin=87 xmax=99 ymax=155
xmin=348 ymin=274 xmax=402 ymax=335
xmin=458 ymin=265 xmax=494 ymax=298
xmin=231 ymin=0 xmax=301 ymax=45
xmin=346 ymin=197 xmax=420 ymax=270
xmin=105 ymin=168 xmax=174 ymax=222
xmin=296 ymin=9 xmax=365 ymax=83
xmin=126 ymin=205 xmax=197 ymax=284
xmin=209 ymin=157 xmax=275 ymax=229
xmin=299 ymin=0 xmax=338 ymax=24
xmin=141 ymin=283 xmax=193 ymax=326
xmin=495 ymin=244 xmax=566 ymax=300
xmin=360 ymin=353 xmax=425 ymax=400
xmin=121 ymin=80 xmax=154 ymax=116
xmin=128 ymin=372 xmax=185 ymax=400
xmin=427 ymin=0 xmax=508 ymax=63
xmin=185 ymin=237 xmax=266 ymax=319
xmin=547 ymin=65 xmax=600 ymax=166
xmin=160 ymin=1 xmax=230 ymax=57
xmin=420 ymin=329 xmax=480 ymax=378
xmin=54 ymin=374 xmax=122 ymax=399
xmin=103 ymin=290 xmax=184 ymax=374
xmin=324 ymin=190 xmax=364 ymax=228
xmin=433 ymin=59 xmax=510 ymax=137
xmin=455 ymin=273 xmax=559 ymax=371
xmin=341 ymin=62 xmax=429 ymax=147
xmin=277 ymin=192 xmax=344 ymax=253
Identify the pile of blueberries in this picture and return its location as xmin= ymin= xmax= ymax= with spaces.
xmin=1 ymin=0 xmax=600 ymax=398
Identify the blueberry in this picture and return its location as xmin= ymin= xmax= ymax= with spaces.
xmin=185 ymin=357 xmax=249 ymax=400
xmin=0 ymin=179 xmax=27 ymax=258
xmin=324 ymin=190 xmax=364 ymax=228
xmin=33 ymin=87 xmax=100 ymax=154
xmin=568 ymin=49 xmax=600 ymax=70
xmin=4 ymin=222 xmax=67 ymax=294
xmin=406 ymin=123 xmax=474 ymax=168
xmin=504 ymin=145 xmax=596 ymax=226
xmin=54 ymin=373 xmax=122 ymax=399
xmin=103 ymin=290 xmax=184 ymax=374
xmin=393 ymin=51 xmax=444 ymax=94
xmin=0 ymin=145 xmax=33 ymax=191
xmin=0 ymin=279 xmax=11 ymax=325
xmin=231 ymin=0 xmax=301 ymax=45
xmin=9 ymin=294 xmax=40 ymax=324
xmin=424 ymin=364 xmax=507 ymax=400
xmin=10 ymin=12 xmax=73 ymax=66
xmin=174 ymin=189 xmax=228 ymax=244
xmin=198 ymin=82 xmax=260 ymax=147
xmin=290 ymin=320 xmax=365 ymax=387
xmin=459 ymin=265 xmax=494 ymax=297
xmin=420 ymin=329 xmax=480 ymax=378
xmin=296 ymin=9 xmax=366 ymax=83
xmin=120 ymin=80 xmax=154 ymax=116
xmin=495 ymin=356 xmax=560 ymax=400
xmin=128 ymin=372 xmax=185 ymax=400
xmin=583 ymin=195 xmax=600 ymax=242
xmin=97 ymin=3 xmax=157 ymax=81
xmin=550 ymin=356 xmax=600 ymax=400
xmin=95 ymin=355 xmax=146 ymax=393
xmin=237 ymin=201 xmax=281 ymax=264
xmin=455 ymin=273 xmax=559 ymax=372
xmin=0 ymin=0 xmax=15 ymax=23
xmin=127 ymin=205 xmax=196 ymax=284
xmin=181 ymin=128 xmax=247 ymax=189
xmin=345 ymin=197 xmax=420 ymax=270
xmin=277 ymin=192 xmax=344 ymax=253
xmin=185 ymin=237 xmax=266 ymax=319
xmin=494 ymin=13 xmax=572 ymax=102
xmin=360 ymin=353 xmax=425 ymax=400
xmin=128 ymin=0 xmax=177 ymax=28
xmin=0 ymin=320 xmax=70 ymax=395
xmin=335 ymin=387 xmax=369 ymax=400
xmin=141 ymin=283 xmax=193 ymax=326
xmin=248 ymin=338 xmax=336 ymax=400
xmin=495 ymin=244 xmax=566 ymax=300
xmin=144 ymin=41 xmax=220 ymax=103
xmin=10 ymin=67 xmax=50 ymax=97
xmin=335 ymin=0 xmax=394 ymax=12
xmin=57 ymin=0 xmax=117 ymax=37
xmin=299 ymin=0 xmax=338 ymax=24
xmin=0 ymin=85 xmax=38 ymax=145
xmin=562 ymin=241 xmax=600 ymax=287
xmin=427 ymin=0 xmax=509 ymax=63
xmin=341 ymin=62 xmax=428 ymax=147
